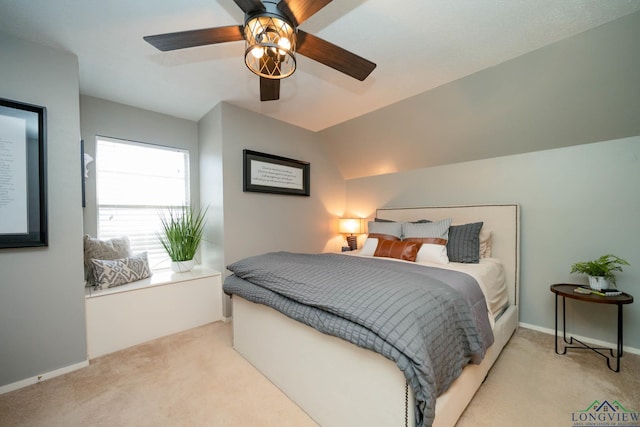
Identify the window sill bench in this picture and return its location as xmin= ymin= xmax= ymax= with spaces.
xmin=84 ymin=266 xmax=222 ymax=359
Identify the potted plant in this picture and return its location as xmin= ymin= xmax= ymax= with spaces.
xmin=158 ymin=205 xmax=207 ymax=272
xmin=570 ymin=254 xmax=630 ymax=290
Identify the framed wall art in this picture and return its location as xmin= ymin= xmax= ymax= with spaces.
xmin=81 ymin=139 xmax=86 ymax=208
xmin=243 ymin=149 xmax=310 ymax=196
xmin=0 ymin=97 xmax=48 ymax=248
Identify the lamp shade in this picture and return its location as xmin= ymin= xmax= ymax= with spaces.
xmin=338 ymin=218 xmax=362 ymax=235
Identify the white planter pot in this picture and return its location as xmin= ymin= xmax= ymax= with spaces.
xmin=588 ymin=276 xmax=611 ymax=291
xmin=170 ymin=259 xmax=195 ymax=273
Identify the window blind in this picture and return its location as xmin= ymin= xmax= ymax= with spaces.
xmin=96 ymin=137 xmax=189 ymax=270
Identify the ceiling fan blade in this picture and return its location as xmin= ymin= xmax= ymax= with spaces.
xmin=260 ymin=77 xmax=280 ymax=101
xmin=297 ymin=30 xmax=376 ymax=81
xmin=144 ymin=25 xmax=244 ymax=51
xmin=233 ymin=0 xmax=266 ymax=14
xmin=278 ymin=0 xmax=332 ymax=26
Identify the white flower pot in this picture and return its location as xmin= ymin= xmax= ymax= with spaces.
xmin=588 ymin=276 xmax=610 ymax=291
xmin=170 ymin=259 xmax=195 ymax=273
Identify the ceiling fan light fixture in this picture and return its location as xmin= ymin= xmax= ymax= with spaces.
xmin=144 ymin=0 xmax=377 ymax=102
xmin=244 ymin=13 xmax=296 ymax=80
xmin=250 ymin=46 xmax=265 ymax=59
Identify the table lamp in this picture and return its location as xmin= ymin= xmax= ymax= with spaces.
xmin=338 ymin=218 xmax=363 ymax=251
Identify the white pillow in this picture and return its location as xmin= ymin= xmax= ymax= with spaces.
xmin=416 ymin=242 xmax=449 ymax=264
xmin=479 ymin=227 xmax=492 ymax=258
xmin=359 ymin=237 xmax=379 ymax=256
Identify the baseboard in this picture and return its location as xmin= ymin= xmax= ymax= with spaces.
xmin=0 ymin=360 xmax=89 ymax=395
xmin=519 ymin=322 xmax=640 ymax=356
xmin=2 ymin=323 xmax=633 ymax=395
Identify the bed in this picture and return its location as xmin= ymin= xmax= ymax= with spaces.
xmin=225 ymin=204 xmax=520 ymax=427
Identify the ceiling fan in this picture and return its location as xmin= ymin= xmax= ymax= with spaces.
xmin=143 ymin=0 xmax=376 ymax=101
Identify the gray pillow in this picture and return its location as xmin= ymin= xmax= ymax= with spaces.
xmin=447 ymin=222 xmax=484 ymax=263
xmin=402 ymin=218 xmax=452 ymax=240
xmin=375 ymin=218 xmax=431 ymax=223
xmin=367 ymin=221 xmax=403 ymax=240
xmin=91 ymin=252 xmax=152 ymax=290
xmin=84 ymin=235 xmax=131 ymax=286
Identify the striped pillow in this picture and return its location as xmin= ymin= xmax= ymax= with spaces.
xmin=360 ymin=221 xmax=403 ymax=256
xmin=402 ymin=218 xmax=452 ymax=264
xmin=367 ymin=221 xmax=402 ymax=240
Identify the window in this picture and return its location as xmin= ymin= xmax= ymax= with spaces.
xmin=96 ymin=136 xmax=189 ymax=270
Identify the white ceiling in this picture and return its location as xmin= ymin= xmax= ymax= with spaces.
xmin=1 ymin=0 xmax=639 ymax=131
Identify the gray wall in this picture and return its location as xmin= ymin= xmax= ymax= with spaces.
xmin=0 ymin=34 xmax=86 ymax=386
xmin=345 ymin=138 xmax=640 ymax=349
xmin=321 ymin=11 xmax=640 ymax=350
xmin=198 ymin=103 xmax=225 ymax=287
xmin=321 ymin=11 xmax=640 ymax=180
xmin=199 ymin=102 xmax=346 ymax=315
xmin=221 ymin=103 xmax=346 ymax=261
xmin=80 ymin=95 xmax=199 ymax=237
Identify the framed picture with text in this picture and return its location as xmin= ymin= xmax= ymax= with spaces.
xmin=243 ymin=149 xmax=310 ymax=196
xmin=0 ymin=97 xmax=48 ymax=248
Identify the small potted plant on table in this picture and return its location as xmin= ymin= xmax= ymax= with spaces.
xmin=158 ymin=206 xmax=207 ymax=272
xmin=570 ymin=254 xmax=630 ymax=290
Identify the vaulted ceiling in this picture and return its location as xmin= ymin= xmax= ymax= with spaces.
xmin=1 ymin=0 xmax=639 ymax=131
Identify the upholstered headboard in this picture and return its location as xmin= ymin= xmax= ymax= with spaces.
xmin=376 ymin=204 xmax=520 ymax=308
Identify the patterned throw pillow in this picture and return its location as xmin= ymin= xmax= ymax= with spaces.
xmin=91 ymin=252 xmax=152 ymax=290
xmin=84 ymin=235 xmax=131 ymax=286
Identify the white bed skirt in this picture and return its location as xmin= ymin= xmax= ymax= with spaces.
xmin=232 ymin=295 xmax=518 ymax=427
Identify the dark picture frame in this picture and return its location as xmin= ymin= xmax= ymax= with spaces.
xmin=243 ymin=149 xmax=310 ymax=196
xmin=80 ymin=139 xmax=86 ymax=208
xmin=0 ymin=98 xmax=48 ymax=248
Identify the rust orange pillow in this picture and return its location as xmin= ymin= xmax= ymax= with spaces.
xmin=373 ymin=240 xmax=422 ymax=262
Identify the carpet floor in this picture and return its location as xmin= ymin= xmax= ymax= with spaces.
xmin=1 ymin=322 xmax=638 ymax=426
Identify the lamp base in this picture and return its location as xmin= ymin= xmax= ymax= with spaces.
xmin=346 ymin=235 xmax=357 ymax=251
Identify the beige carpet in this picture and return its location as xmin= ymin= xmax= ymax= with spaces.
xmin=456 ymin=327 xmax=639 ymax=426
xmin=0 ymin=322 xmax=638 ymax=426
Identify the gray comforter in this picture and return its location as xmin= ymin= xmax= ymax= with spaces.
xmin=224 ymin=252 xmax=494 ymax=427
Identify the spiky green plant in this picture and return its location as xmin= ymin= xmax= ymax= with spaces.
xmin=570 ymin=254 xmax=630 ymax=285
xmin=158 ymin=206 xmax=208 ymax=262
